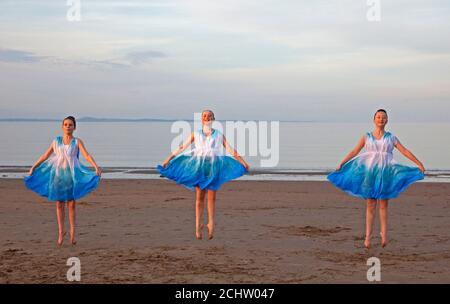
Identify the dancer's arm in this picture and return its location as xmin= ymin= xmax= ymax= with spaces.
xmin=395 ymin=140 xmax=425 ymax=173
xmin=161 ymin=132 xmax=195 ymax=168
xmin=223 ymin=135 xmax=250 ymax=171
xmin=78 ymin=139 xmax=101 ymax=176
xmin=28 ymin=142 xmax=54 ymax=175
xmin=335 ymin=135 xmax=366 ymax=171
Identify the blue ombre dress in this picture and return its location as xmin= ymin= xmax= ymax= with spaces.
xmin=24 ymin=136 xmax=100 ymax=202
xmin=327 ymin=132 xmax=424 ymax=200
xmin=157 ymin=128 xmax=247 ymax=191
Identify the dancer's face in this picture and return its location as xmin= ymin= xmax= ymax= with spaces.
xmin=201 ymin=111 xmax=214 ymax=126
xmin=62 ymin=119 xmax=75 ymax=135
xmin=373 ymin=112 xmax=388 ymax=128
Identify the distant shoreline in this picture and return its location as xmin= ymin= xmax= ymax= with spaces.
xmin=0 ymin=118 xmax=176 ymax=123
xmin=0 ymin=118 xmax=317 ymax=123
xmin=1 ymin=118 xmax=448 ymax=123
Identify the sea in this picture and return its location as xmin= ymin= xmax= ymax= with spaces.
xmin=1 ymin=121 xmax=449 ymax=182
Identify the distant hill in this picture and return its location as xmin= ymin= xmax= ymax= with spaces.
xmin=0 ymin=117 xmax=180 ymax=122
xmin=0 ymin=117 xmax=314 ymax=122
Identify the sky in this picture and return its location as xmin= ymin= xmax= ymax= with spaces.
xmin=0 ymin=0 xmax=449 ymax=122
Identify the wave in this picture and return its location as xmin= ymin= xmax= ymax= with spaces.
xmin=2 ymin=166 xmax=450 ymax=182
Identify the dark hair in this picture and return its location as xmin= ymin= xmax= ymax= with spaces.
xmin=373 ymin=109 xmax=387 ymax=119
xmin=63 ymin=116 xmax=76 ymax=128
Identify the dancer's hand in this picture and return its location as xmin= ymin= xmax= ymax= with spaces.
xmin=162 ymin=160 xmax=169 ymax=168
xmin=418 ymin=164 xmax=425 ymax=174
xmin=95 ymin=167 xmax=102 ymax=176
xmin=242 ymin=162 xmax=250 ymax=171
xmin=335 ymin=164 xmax=342 ymax=171
xmin=28 ymin=167 xmax=34 ymax=176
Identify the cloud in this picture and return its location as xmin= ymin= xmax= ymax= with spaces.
xmin=0 ymin=48 xmax=43 ymax=63
xmin=63 ymin=59 xmax=130 ymax=70
xmin=0 ymin=1 xmax=449 ymax=121
xmin=0 ymin=47 xmax=133 ymax=70
xmin=0 ymin=46 xmax=166 ymax=69
xmin=123 ymin=50 xmax=167 ymax=64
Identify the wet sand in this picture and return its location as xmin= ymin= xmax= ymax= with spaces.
xmin=0 ymin=179 xmax=449 ymax=283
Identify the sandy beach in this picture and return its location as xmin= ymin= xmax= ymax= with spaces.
xmin=0 ymin=179 xmax=449 ymax=283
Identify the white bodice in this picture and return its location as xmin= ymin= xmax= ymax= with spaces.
xmin=364 ymin=132 xmax=398 ymax=154
xmin=357 ymin=132 xmax=399 ymax=166
xmin=51 ymin=136 xmax=80 ymax=169
xmin=191 ymin=128 xmax=224 ymax=157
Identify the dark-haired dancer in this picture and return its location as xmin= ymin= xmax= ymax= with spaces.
xmin=328 ymin=109 xmax=425 ymax=249
xmin=25 ymin=116 xmax=101 ymax=246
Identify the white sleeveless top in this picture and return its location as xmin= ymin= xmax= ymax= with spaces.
xmin=50 ymin=136 xmax=80 ymax=170
xmin=360 ymin=132 xmax=399 ymax=165
xmin=364 ymin=132 xmax=398 ymax=153
xmin=191 ymin=128 xmax=225 ymax=157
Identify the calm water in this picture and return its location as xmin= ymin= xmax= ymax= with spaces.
xmin=1 ymin=121 xmax=449 ymax=172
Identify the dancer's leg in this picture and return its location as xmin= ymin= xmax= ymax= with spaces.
xmin=56 ymin=201 xmax=65 ymax=246
xmin=379 ymin=199 xmax=389 ymax=247
xmin=68 ymin=200 xmax=77 ymax=245
xmin=206 ymin=190 xmax=216 ymax=240
xmin=365 ymin=199 xmax=377 ymax=248
xmin=195 ymin=187 xmax=206 ymax=239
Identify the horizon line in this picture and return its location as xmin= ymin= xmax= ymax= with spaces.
xmin=0 ymin=117 xmax=319 ymax=123
xmin=0 ymin=117 xmax=448 ymax=123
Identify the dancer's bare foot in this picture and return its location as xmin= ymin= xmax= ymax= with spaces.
xmin=69 ymin=230 xmax=77 ymax=245
xmin=207 ymin=223 xmax=214 ymax=240
xmin=364 ymin=237 xmax=371 ymax=249
xmin=57 ymin=232 xmax=66 ymax=247
xmin=380 ymin=232 xmax=387 ymax=248
xmin=70 ymin=237 xmax=77 ymax=246
xmin=195 ymin=224 xmax=204 ymax=240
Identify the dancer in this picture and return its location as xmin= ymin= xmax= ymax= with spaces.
xmin=328 ymin=109 xmax=425 ymax=248
xmin=25 ymin=116 xmax=101 ymax=246
xmin=157 ymin=110 xmax=249 ymax=240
